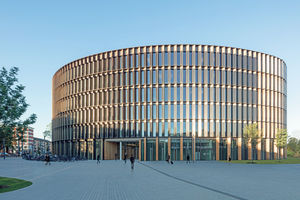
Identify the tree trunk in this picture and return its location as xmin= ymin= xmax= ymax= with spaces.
xmin=252 ymin=147 xmax=254 ymax=163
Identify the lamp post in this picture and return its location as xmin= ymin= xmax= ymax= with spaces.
xmin=3 ymin=139 xmax=5 ymax=159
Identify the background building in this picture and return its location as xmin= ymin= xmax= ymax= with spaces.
xmin=12 ymin=127 xmax=34 ymax=154
xmin=52 ymin=44 xmax=287 ymax=161
xmin=33 ymin=137 xmax=52 ymax=155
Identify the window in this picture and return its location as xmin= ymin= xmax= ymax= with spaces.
xmin=141 ymin=88 xmax=145 ymax=102
xmin=135 ymin=71 xmax=139 ymax=85
xmin=164 ymin=69 xmax=168 ymax=84
xmin=189 ymin=52 xmax=192 ymax=66
xmin=159 ymin=104 xmax=162 ymax=119
xmin=177 ymin=87 xmax=181 ymax=101
xmin=164 ymin=52 xmax=168 ymax=66
xmin=159 ymin=70 xmax=162 ymax=84
xmin=177 ymin=69 xmax=181 ymax=83
xmin=159 ymin=52 xmax=162 ymax=66
xmin=183 ymin=87 xmax=186 ymax=101
xmin=147 ymin=87 xmax=151 ymax=102
xmin=141 ymin=53 xmax=144 ymax=67
xmin=183 ymin=52 xmax=186 ymax=65
xmin=153 ymin=87 xmax=156 ymax=101
xmin=153 ymin=52 xmax=156 ymax=67
xmin=171 ymin=52 xmax=174 ymax=65
xmin=177 ymin=104 xmax=180 ymax=119
xmin=171 ymin=69 xmax=175 ymax=83
xmin=141 ymin=70 xmax=145 ymax=84
xmin=165 ymin=104 xmax=168 ymax=119
xmin=153 ymin=105 xmax=156 ymax=119
xmin=135 ymin=54 xmax=139 ymax=68
xmin=177 ymin=51 xmax=180 ymax=65
xmin=183 ymin=69 xmax=186 ymax=83
xmin=159 ymin=87 xmax=162 ymax=101
xmin=147 ymin=70 xmax=151 ymax=84
xmin=165 ymin=87 xmax=168 ymax=101
xmin=153 ymin=70 xmax=156 ymax=84
xmin=146 ymin=53 xmax=150 ymax=67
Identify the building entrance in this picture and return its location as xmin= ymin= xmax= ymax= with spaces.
xmin=118 ymin=142 xmax=139 ymax=160
xmin=195 ymin=139 xmax=216 ymax=161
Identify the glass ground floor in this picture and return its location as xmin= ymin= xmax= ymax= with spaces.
xmin=52 ymin=137 xmax=286 ymax=161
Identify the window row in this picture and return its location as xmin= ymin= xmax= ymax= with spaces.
xmin=53 ymin=104 xmax=286 ymax=128
xmin=52 ymin=120 xmax=284 ymax=141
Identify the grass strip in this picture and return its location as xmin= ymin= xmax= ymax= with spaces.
xmin=219 ymin=157 xmax=300 ymax=164
xmin=0 ymin=177 xmax=32 ymax=193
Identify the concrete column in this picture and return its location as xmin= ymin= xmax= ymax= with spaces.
xmin=156 ymin=137 xmax=158 ymax=161
xmin=139 ymin=140 xmax=141 ymax=161
xmin=257 ymin=141 xmax=261 ymax=160
xmin=227 ymin=138 xmax=231 ymax=160
xmin=238 ymin=138 xmax=242 ymax=160
xmin=266 ymin=138 xmax=270 ymax=160
xmin=216 ymin=137 xmax=220 ymax=161
xmin=119 ymin=141 xmax=122 ymax=160
xmin=144 ymin=138 xmax=147 ymax=161
xmin=180 ymin=137 xmax=183 ymax=161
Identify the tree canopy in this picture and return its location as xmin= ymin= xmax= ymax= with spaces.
xmin=275 ymin=128 xmax=288 ymax=161
xmin=0 ymin=67 xmax=37 ymax=149
xmin=243 ymin=123 xmax=263 ymax=163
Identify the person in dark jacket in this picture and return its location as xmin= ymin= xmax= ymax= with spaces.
xmin=124 ymin=153 xmax=127 ymax=163
xmin=166 ymin=154 xmax=170 ymax=164
xmin=130 ymin=155 xmax=135 ymax=169
xmin=228 ymin=156 xmax=231 ymax=165
xmin=97 ymin=154 xmax=100 ymax=164
xmin=45 ymin=154 xmax=51 ymax=165
xmin=186 ymin=153 xmax=190 ymax=164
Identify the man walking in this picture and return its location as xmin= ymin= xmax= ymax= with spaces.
xmin=186 ymin=153 xmax=190 ymax=164
xmin=166 ymin=154 xmax=170 ymax=164
xmin=97 ymin=154 xmax=100 ymax=164
xmin=130 ymin=154 xmax=135 ymax=169
xmin=124 ymin=152 xmax=127 ymax=163
xmin=45 ymin=154 xmax=51 ymax=165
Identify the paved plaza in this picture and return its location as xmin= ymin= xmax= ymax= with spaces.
xmin=0 ymin=157 xmax=299 ymax=200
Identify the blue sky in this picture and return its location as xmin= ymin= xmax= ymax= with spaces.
xmin=1 ymin=0 xmax=299 ymax=139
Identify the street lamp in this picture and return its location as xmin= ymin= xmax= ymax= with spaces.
xmin=3 ymin=139 xmax=5 ymax=159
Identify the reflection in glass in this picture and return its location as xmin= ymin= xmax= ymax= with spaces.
xmin=141 ymin=70 xmax=144 ymax=84
xmin=183 ymin=52 xmax=186 ymax=65
xmin=165 ymin=52 xmax=168 ymax=66
xmin=171 ymin=69 xmax=174 ymax=83
xmin=141 ymin=88 xmax=144 ymax=102
xmin=159 ymin=70 xmax=162 ymax=84
xmin=164 ymin=87 xmax=168 ymax=101
xmin=171 ymin=52 xmax=174 ymax=65
xmin=153 ymin=105 xmax=156 ymax=119
xmin=183 ymin=87 xmax=186 ymax=101
xmin=171 ymin=104 xmax=174 ymax=119
xmin=164 ymin=69 xmax=168 ymax=84
xmin=159 ymin=122 xmax=162 ymax=137
xmin=147 ymin=53 xmax=150 ymax=67
xmin=177 ymin=122 xmax=180 ymax=135
xmin=164 ymin=122 xmax=168 ymax=136
xmin=147 ymin=87 xmax=150 ymax=102
xmin=171 ymin=87 xmax=174 ymax=101
xmin=153 ymin=70 xmax=156 ymax=84
xmin=165 ymin=104 xmax=168 ymax=119
xmin=153 ymin=52 xmax=156 ymax=67
xmin=170 ymin=122 xmax=174 ymax=136
xmin=153 ymin=87 xmax=156 ymax=101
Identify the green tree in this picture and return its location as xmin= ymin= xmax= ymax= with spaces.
xmin=287 ymin=137 xmax=299 ymax=154
xmin=243 ymin=123 xmax=263 ymax=163
xmin=43 ymin=123 xmax=52 ymax=154
xmin=0 ymin=67 xmax=37 ymax=151
xmin=275 ymin=128 xmax=288 ymax=161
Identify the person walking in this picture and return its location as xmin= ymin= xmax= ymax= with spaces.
xmin=130 ymin=154 xmax=135 ymax=169
xmin=97 ymin=154 xmax=100 ymax=164
xmin=228 ymin=156 xmax=231 ymax=165
xmin=124 ymin=152 xmax=127 ymax=163
xmin=45 ymin=154 xmax=51 ymax=165
xmin=166 ymin=154 xmax=170 ymax=164
xmin=186 ymin=153 xmax=190 ymax=164
xmin=115 ymin=153 xmax=118 ymax=161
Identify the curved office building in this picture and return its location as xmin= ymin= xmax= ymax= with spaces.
xmin=52 ymin=44 xmax=287 ymax=161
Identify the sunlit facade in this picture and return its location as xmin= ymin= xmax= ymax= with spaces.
xmin=52 ymin=44 xmax=287 ymax=161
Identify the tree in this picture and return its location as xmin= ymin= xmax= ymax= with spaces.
xmin=275 ymin=128 xmax=288 ymax=162
xmin=243 ymin=123 xmax=263 ymax=163
xmin=43 ymin=123 xmax=52 ymax=154
xmin=0 ymin=67 xmax=37 ymax=151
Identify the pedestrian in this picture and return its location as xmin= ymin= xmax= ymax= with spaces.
xmin=228 ymin=156 xmax=231 ymax=165
xmin=97 ymin=154 xmax=100 ymax=164
xmin=124 ymin=152 xmax=127 ymax=163
xmin=186 ymin=153 xmax=190 ymax=164
xmin=166 ymin=154 xmax=170 ymax=164
xmin=130 ymin=154 xmax=135 ymax=169
xmin=115 ymin=153 xmax=118 ymax=161
xmin=45 ymin=153 xmax=51 ymax=165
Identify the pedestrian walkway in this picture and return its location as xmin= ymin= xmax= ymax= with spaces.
xmin=0 ymin=157 xmax=299 ymax=200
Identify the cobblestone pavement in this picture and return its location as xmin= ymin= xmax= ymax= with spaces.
xmin=0 ymin=157 xmax=299 ymax=200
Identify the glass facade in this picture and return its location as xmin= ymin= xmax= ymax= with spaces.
xmin=53 ymin=44 xmax=287 ymax=161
